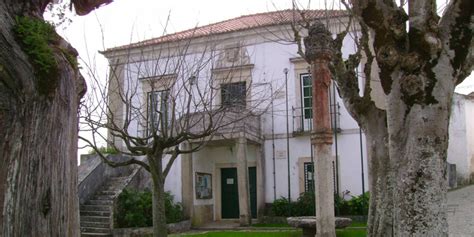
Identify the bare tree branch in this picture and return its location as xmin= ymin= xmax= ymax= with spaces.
xmin=79 ymin=135 xmax=151 ymax=172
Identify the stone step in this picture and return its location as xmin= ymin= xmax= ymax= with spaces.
xmin=80 ymin=227 xmax=110 ymax=234
xmin=80 ymin=221 xmax=109 ymax=228
xmin=97 ymin=190 xmax=118 ymax=196
xmin=80 ymin=210 xmax=111 ymax=217
xmin=86 ymin=199 xmax=113 ymax=205
xmin=106 ymin=180 xmax=127 ymax=184
xmin=104 ymin=180 xmax=125 ymax=186
xmin=109 ymin=176 xmax=129 ymax=180
xmin=91 ymin=195 xmax=115 ymax=200
xmin=80 ymin=216 xmax=110 ymax=223
xmin=81 ymin=233 xmax=111 ymax=237
xmin=101 ymin=183 xmax=125 ymax=190
xmin=81 ymin=205 xmax=111 ymax=212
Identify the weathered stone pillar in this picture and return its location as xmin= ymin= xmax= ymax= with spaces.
xmin=304 ymin=21 xmax=336 ymax=237
xmin=236 ymin=136 xmax=251 ymax=226
xmin=181 ymin=142 xmax=194 ymax=220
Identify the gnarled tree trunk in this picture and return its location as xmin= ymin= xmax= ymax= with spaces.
xmin=351 ymin=0 xmax=473 ymax=235
xmin=386 ymin=70 xmax=453 ymax=235
xmin=0 ymin=1 xmax=85 ymax=235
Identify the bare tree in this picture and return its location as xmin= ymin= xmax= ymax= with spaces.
xmin=80 ymin=37 xmax=270 ymax=237
xmin=289 ymin=0 xmax=472 ymax=236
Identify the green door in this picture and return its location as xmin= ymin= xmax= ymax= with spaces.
xmin=221 ymin=167 xmax=258 ymax=219
xmin=221 ymin=168 xmax=239 ymax=218
xmin=248 ymin=167 xmax=257 ymax=218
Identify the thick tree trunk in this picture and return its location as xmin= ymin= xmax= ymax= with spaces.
xmin=0 ymin=2 xmax=83 ymax=236
xmin=149 ymin=154 xmax=168 ymax=237
xmin=387 ymin=73 xmax=453 ymax=236
xmin=363 ymin=109 xmax=393 ymax=236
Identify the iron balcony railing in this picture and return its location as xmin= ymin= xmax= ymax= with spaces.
xmin=292 ymin=104 xmax=340 ymax=134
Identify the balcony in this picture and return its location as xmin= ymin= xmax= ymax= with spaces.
xmin=292 ymin=105 xmax=340 ymax=136
xmin=186 ymin=109 xmax=262 ymax=144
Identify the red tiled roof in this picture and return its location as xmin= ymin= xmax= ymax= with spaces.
xmin=104 ymin=9 xmax=347 ymax=53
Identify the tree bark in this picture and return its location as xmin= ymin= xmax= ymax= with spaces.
xmin=363 ymin=109 xmax=392 ymax=236
xmin=149 ymin=154 xmax=168 ymax=237
xmin=349 ymin=0 xmax=473 ymax=235
xmin=0 ymin=2 xmax=83 ymax=236
xmin=386 ymin=72 xmax=452 ymax=236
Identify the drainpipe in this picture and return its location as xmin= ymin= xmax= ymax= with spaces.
xmin=304 ymin=21 xmax=336 ymax=237
xmin=284 ymin=68 xmax=291 ymax=204
xmin=332 ymin=82 xmax=340 ymax=196
xmin=271 ymin=84 xmax=276 ymax=200
xmin=254 ymin=82 xmax=277 ymax=200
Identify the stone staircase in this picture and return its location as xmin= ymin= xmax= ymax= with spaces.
xmin=80 ymin=176 xmax=130 ymax=236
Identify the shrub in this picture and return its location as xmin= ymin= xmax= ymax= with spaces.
xmin=271 ymin=192 xmax=315 ymax=217
xmin=271 ymin=197 xmax=292 ymax=217
xmin=271 ymin=191 xmax=369 ymax=217
xmin=335 ymin=192 xmax=369 ymax=216
xmin=115 ymin=189 xmax=183 ymax=228
xmin=293 ymin=192 xmax=315 ymax=216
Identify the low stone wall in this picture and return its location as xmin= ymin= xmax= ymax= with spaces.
xmin=339 ymin=215 xmax=367 ymax=223
xmin=258 ymin=216 xmax=288 ymax=225
xmin=78 ymin=154 xmax=136 ymax=205
xmin=112 ymin=220 xmax=191 ymax=236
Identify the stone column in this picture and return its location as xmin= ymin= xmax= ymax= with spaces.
xmin=236 ymin=136 xmax=251 ymax=226
xmin=304 ymin=22 xmax=336 ymax=237
xmin=180 ymin=142 xmax=194 ymax=220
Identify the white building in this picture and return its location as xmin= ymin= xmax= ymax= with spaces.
xmin=448 ymin=92 xmax=474 ymax=185
xmin=101 ymin=9 xmax=471 ymax=225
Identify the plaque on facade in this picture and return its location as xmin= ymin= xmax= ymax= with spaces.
xmin=276 ymin=150 xmax=286 ymax=159
xmin=195 ymin=172 xmax=212 ymax=199
xmin=226 ymin=178 xmax=234 ymax=184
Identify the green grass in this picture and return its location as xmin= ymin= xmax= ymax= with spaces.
xmin=172 ymin=229 xmax=366 ymax=237
xmin=174 ymin=230 xmax=301 ymax=237
xmin=336 ymin=229 xmax=367 ymax=237
xmin=251 ymin=223 xmax=291 ymax=227
xmin=349 ymin=221 xmax=367 ymax=227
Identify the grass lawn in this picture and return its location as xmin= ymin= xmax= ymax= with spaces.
xmin=250 ymin=223 xmax=291 ymax=228
xmin=173 ymin=230 xmax=302 ymax=237
xmin=349 ymin=221 xmax=368 ymax=228
xmin=336 ymin=228 xmax=367 ymax=237
xmin=172 ymin=228 xmax=366 ymax=237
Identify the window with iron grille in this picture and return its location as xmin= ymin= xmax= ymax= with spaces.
xmin=304 ymin=162 xmax=314 ymax=193
xmin=147 ymin=90 xmax=169 ymax=135
xmin=301 ymin=74 xmax=312 ymax=119
xmin=221 ymin=82 xmax=246 ymax=107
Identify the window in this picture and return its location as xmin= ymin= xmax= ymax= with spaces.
xmin=301 ymin=74 xmax=312 ymax=119
xmin=147 ymin=90 xmax=169 ymax=134
xmin=221 ymin=82 xmax=246 ymax=107
xmin=304 ymin=162 xmax=314 ymax=193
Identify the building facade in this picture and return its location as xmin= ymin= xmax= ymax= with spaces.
xmin=101 ymin=10 xmax=471 ymax=226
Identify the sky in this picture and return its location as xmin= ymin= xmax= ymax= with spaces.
xmin=57 ymin=0 xmax=473 ymax=157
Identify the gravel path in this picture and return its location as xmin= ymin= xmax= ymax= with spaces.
xmin=448 ymin=185 xmax=474 ymax=237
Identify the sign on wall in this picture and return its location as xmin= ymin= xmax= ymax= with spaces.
xmin=195 ymin=172 xmax=212 ymax=199
xmin=276 ymin=150 xmax=287 ymax=159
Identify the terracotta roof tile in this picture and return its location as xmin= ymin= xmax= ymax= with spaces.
xmin=104 ymin=9 xmax=347 ymax=52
